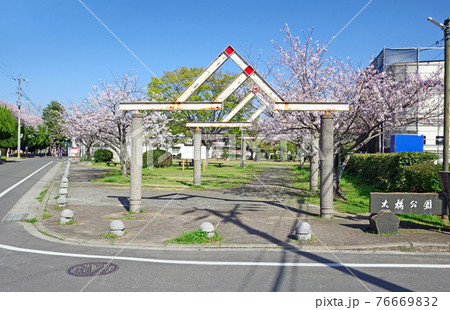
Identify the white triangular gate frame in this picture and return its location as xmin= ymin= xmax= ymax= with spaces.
xmin=120 ymin=45 xmax=350 ymax=215
xmin=120 ymin=45 xmax=349 ymax=125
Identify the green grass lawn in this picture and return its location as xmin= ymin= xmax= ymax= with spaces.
xmin=92 ymin=159 xmax=449 ymax=228
xmin=94 ymin=160 xmax=299 ymax=190
xmin=295 ymin=165 xmax=450 ymax=228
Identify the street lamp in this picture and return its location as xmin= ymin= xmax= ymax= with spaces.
xmin=427 ymin=17 xmax=450 ymax=171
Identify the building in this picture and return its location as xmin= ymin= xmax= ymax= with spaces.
xmin=369 ymin=47 xmax=444 ymax=156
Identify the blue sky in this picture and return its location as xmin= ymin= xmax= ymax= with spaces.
xmin=0 ymin=0 xmax=448 ymax=113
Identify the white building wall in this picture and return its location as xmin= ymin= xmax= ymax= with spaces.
xmin=385 ymin=61 xmax=445 ymax=155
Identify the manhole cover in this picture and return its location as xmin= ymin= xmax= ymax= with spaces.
xmin=66 ymin=262 xmax=119 ymax=277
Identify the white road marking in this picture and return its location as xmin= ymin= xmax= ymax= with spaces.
xmin=1 ymin=243 xmax=450 ymax=268
xmin=0 ymin=161 xmax=54 ymax=198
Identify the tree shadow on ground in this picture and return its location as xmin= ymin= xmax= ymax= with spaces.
xmin=107 ymin=192 xmax=318 ymax=218
xmin=199 ymin=205 xmax=411 ymax=292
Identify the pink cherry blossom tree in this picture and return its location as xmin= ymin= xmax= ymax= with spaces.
xmin=1 ymin=100 xmax=44 ymax=129
xmin=64 ymin=72 xmax=173 ymax=176
xmin=1 ymin=100 xmax=47 ymax=155
xmin=257 ymin=25 xmax=443 ymax=197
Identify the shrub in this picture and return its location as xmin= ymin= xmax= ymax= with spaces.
xmin=221 ymin=148 xmax=229 ymax=160
xmin=402 ymin=162 xmax=441 ymax=193
xmin=93 ymin=149 xmax=113 ymax=163
xmin=143 ymin=149 xmax=172 ymax=168
xmin=346 ymin=152 xmax=439 ymax=191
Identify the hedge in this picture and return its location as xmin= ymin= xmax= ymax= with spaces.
xmin=402 ymin=162 xmax=442 ymax=193
xmin=143 ymin=149 xmax=172 ymax=168
xmin=346 ymin=152 xmax=439 ymax=192
xmin=93 ymin=149 xmax=113 ymax=163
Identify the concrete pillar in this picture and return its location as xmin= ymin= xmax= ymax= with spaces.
xmin=193 ymin=128 xmax=202 ymax=186
xmin=129 ymin=113 xmax=143 ymax=213
xmin=240 ymin=130 xmax=246 ymax=168
xmin=320 ymin=113 xmax=334 ymax=219
xmin=310 ymin=129 xmax=319 ymax=190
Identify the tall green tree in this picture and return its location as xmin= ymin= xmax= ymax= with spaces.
xmin=0 ymin=105 xmax=18 ymax=159
xmin=148 ymin=67 xmax=253 ymax=156
xmin=42 ymin=100 xmax=67 ymax=151
xmin=22 ymin=125 xmax=51 ymax=152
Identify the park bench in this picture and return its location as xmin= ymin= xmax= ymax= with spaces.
xmin=178 ymin=160 xmax=193 ymax=166
xmin=106 ymin=161 xmax=120 ymax=167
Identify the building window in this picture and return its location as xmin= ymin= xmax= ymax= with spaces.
xmin=436 ymin=136 xmax=444 ymax=145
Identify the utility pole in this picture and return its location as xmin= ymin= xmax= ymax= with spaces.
xmin=428 ymin=17 xmax=450 ymax=171
xmin=445 ymin=18 xmax=450 ymax=171
xmin=15 ymin=75 xmax=23 ymax=159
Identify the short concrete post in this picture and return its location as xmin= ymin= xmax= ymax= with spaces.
xmin=110 ymin=220 xmax=125 ymax=236
xmin=295 ymin=222 xmax=312 ymax=241
xmin=59 ymin=209 xmax=73 ymax=224
xmin=57 ymin=196 xmax=68 ymax=207
xmin=199 ymin=222 xmax=215 ymax=238
xmin=58 ymin=188 xmax=68 ymax=196
xmin=320 ymin=113 xmax=334 ymax=219
xmin=60 ymin=182 xmax=68 ymax=188
xmin=193 ymin=128 xmax=202 ymax=186
xmin=129 ymin=113 xmax=144 ymax=213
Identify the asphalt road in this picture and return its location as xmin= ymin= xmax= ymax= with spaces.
xmin=0 ymin=157 xmax=56 ymax=219
xmin=0 ymin=221 xmax=449 ymax=292
xmin=0 ymin=157 xmax=449 ymax=293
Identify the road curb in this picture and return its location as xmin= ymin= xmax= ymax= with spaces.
xmin=23 ymin=220 xmax=450 ymax=253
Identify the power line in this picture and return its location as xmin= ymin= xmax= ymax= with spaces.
xmin=0 ymin=57 xmax=19 ymax=79
xmin=0 ymin=64 xmax=16 ymax=79
xmin=432 ymin=50 xmax=445 ymax=61
xmin=280 ymin=0 xmax=375 ymax=93
xmin=325 ymin=0 xmax=374 ymax=49
xmin=21 ymin=89 xmax=41 ymax=113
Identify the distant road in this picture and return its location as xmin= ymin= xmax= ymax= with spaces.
xmin=0 ymin=157 xmax=56 ymax=219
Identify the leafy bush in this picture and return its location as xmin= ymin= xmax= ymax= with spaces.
xmin=346 ymin=152 xmax=439 ymax=191
xmin=93 ymin=149 xmax=113 ymax=163
xmin=143 ymin=149 xmax=172 ymax=168
xmin=221 ymin=148 xmax=229 ymax=159
xmin=402 ymin=162 xmax=441 ymax=193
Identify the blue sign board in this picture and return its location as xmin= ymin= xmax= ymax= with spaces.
xmin=390 ymin=134 xmax=423 ymax=152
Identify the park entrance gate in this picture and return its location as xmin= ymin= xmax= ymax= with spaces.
xmin=120 ymin=45 xmax=348 ymax=218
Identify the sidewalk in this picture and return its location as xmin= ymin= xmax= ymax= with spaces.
xmin=37 ymin=160 xmax=450 ymax=252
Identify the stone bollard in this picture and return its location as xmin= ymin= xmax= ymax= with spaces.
xmin=57 ymin=196 xmax=68 ymax=207
xmin=61 ymin=176 xmax=69 ymax=183
xmin=58 ymin=188 xmax=68 ymax=196
xmin=59 ymin=209 xmax=74 ymax=224
xmin=110 ymin=220 xmax=125 ymax=236
xmin=199 ymin=222 xmax=215 ymax=238
xmin=295 ymin=222 xmax=312 ymax=241
xmin=60 ymin=181 xmax=68 ymax=188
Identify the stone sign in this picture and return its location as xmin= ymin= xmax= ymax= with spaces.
xmin=369 ymin=192 xmax=448 ymax=215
